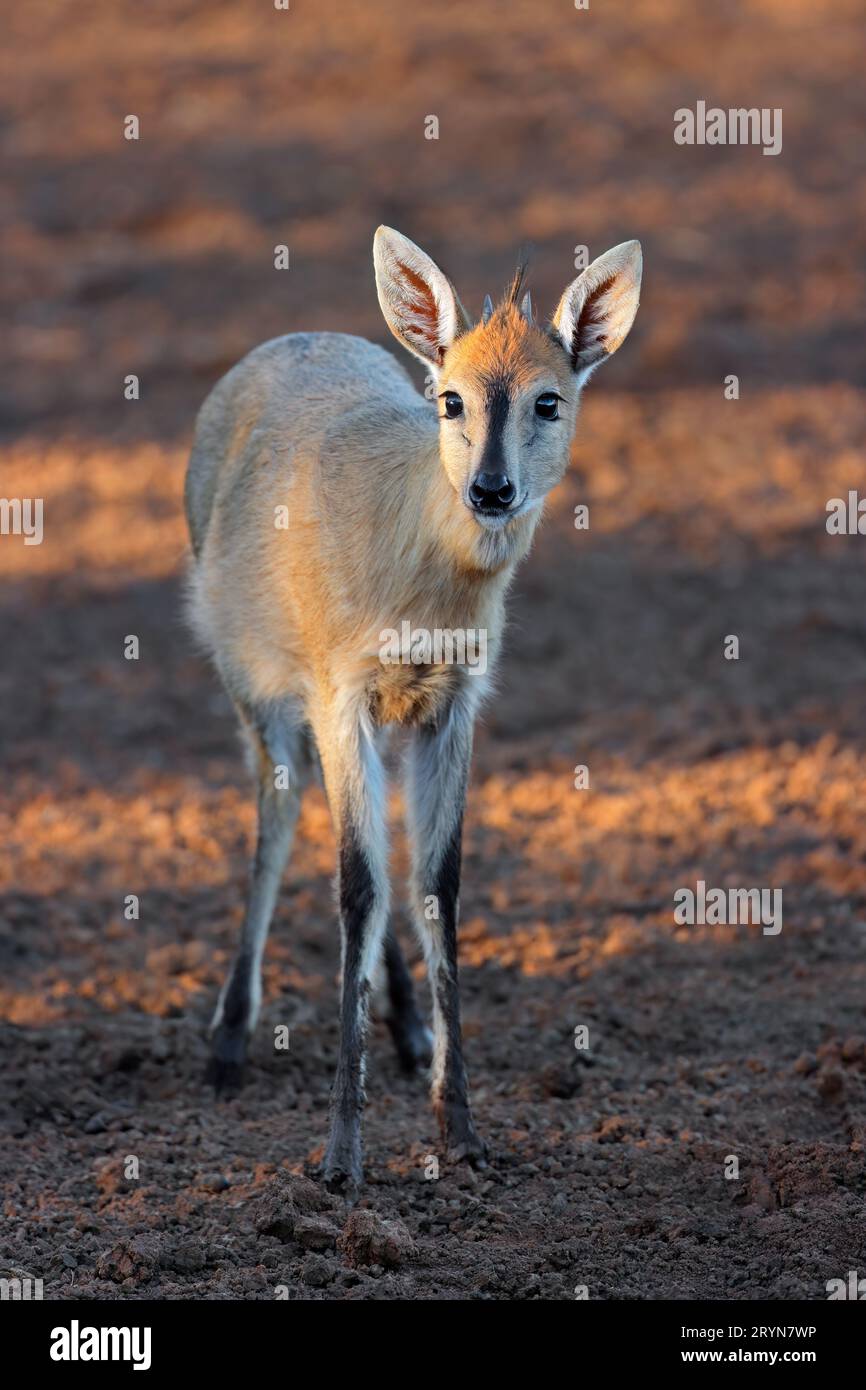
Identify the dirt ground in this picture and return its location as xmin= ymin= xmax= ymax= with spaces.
xmin=2 ymin=0 xmax=866 ymax=1300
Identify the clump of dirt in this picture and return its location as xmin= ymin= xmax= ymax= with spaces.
xmin=339 ymin=1210 xmax=417 ymax=1270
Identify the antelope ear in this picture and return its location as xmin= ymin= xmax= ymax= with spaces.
xmin=373 ymin=226 xmax=466 ymax=368
xmin=550 ymin=240 xmax=642 ymax=386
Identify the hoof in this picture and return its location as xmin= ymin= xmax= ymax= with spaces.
xmin=438 ymin=1100 xmax=488 ymax=1169
xmin=320 ymin=1162 xmax=362 ymax=1200
xmin=387 ymin=1015 xmax=434 ymax=1074
xmin=206 ymin=1026 xmax=247 ymax=1095
xmin=321 ymin=1127 xmax=363 ymax=1198
xmin=449 ymin=1134 xmax=489 ymax=1170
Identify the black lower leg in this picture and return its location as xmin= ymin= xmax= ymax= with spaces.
xmin=384 ymin=927 xmax=432 ymax=1072
xmin=322 ymin=824 xmax=375 ymax=1194
xmin=431 ymin=824 xmax=487 ymax=1166
xmin=207 ymin=954 xmax=252 ymax=1092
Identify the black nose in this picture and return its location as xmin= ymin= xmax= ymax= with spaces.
xmin=468 ymin=472 xmax=517 ymax=511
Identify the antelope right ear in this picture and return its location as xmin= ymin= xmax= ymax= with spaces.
xmin=373 ymin=227 xmax=466 ymax=369
xmin=550 ymin=240 xmax=642 ymax=387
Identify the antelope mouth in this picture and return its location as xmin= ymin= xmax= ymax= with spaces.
xmin=466 ymin=492 xmax=530 ymax=529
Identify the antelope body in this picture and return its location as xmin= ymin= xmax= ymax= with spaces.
xmin=185 ymin=227 xmax=642 ymax=1191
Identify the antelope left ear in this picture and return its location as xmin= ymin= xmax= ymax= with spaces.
xmin=373 ymin=226 xmax=469 ymax=369
xmin=550 ymin=240 xmax=642 ymax=386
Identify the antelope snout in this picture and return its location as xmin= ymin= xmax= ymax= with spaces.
xmin=467 ymin=471 xmax=517 ymax=514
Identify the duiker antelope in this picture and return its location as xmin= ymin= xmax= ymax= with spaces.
xmin=185 ymin=227 xmax=641 ymax=1192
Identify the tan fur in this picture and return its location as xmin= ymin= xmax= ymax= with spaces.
xmin=446 ymin=301 xmax=568 ymax=393
xmin=186 ymin=335 xmax=511 ymax=748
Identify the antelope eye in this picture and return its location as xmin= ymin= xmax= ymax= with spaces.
xmin=443 ymin=392 xmax=464 ymax=418
xmin=535 ymin=392 xmax=560 ymax=420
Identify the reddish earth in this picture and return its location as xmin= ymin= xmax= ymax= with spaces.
xmin=1 ymin=0 xmax=865 ymax=1299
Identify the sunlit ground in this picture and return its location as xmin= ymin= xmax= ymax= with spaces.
xmin=3 ymin=385 xmax=865 ymax=1035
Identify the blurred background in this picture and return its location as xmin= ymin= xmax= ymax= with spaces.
xmin=1 ymin=0 xmax=866 ymax=1301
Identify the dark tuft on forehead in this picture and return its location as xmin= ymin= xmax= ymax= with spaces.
xmin=447 ymin=245 xmax=563 ymax=392
xmin=503 ymin=255 xmax=530 ymax=307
